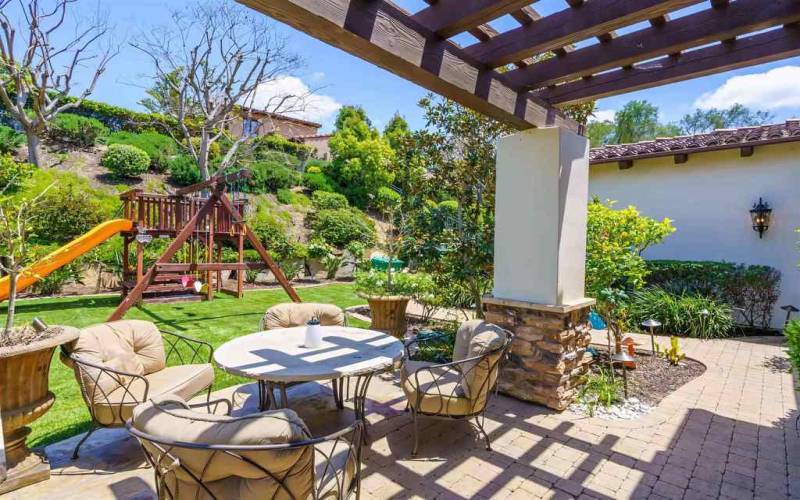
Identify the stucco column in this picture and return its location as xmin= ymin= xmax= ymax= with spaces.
xmin=484 ymin=126 xmax=595 ymax=410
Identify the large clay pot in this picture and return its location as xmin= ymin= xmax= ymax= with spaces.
xmin=0 ymin=326 xmax=79 ymax=494
xmin=361 ymin=295 xmax=410 ymax=339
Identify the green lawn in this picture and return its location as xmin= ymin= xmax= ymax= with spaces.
xmin=2 ymin=284 xmax=367 ymax=449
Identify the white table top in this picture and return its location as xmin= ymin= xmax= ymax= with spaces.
xmin=214 ymin=326 xmax=404 ymax=382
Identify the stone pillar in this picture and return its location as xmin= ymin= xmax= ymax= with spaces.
xmin=488 ymin=126 xmax=594 ymax=411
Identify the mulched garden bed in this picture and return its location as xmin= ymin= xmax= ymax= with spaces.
xmin=589 ymin=347 xmax=706 ymax=406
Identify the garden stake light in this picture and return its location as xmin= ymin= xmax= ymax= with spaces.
xmin=641 ymin=319 xmax=661 ymax=359
xmin=781 ymin=305 xmax=798 ymax=325
xmin=611 ymin=351 xmax=634 ymax=399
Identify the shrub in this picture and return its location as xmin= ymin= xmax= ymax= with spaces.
xmin=374 ymin=186 xmax=401 ymax=212
xmin=578 ymin=368 xmax=623 ymax=417
xmin=646 ymin=260 xmax=781 ymax=329
xmin=0 ymin=125 xmax=24 ymax=155
xmin=302 ymin=171 xmax=338 ymax=193
xmin=785 ymin=320 xmax=800 ymax=382
xmin=321 ymin=253 xmax=345 ymax=279
xmin=188 ymin=137 xmax=222 ymax=159
xmin=312 ymin=190 xmax=349 ymax=210
xmin=255 ymin=134 xmax=311 ymax=157
xmin=107 ymin=131 xmax=177 ymax=172
xmin=276 ymin=188 xmax=293 ymax=205
xmin=629 ymin=287 xmax=734 ymax=339
xmin=30 ymin=253 xmax=82 ymax=295
xmin=49 ymin=113 xmax=109 ymax=146
xmin=354 ymin=269 xmax=433 ymax=297
xmin=168 ymin=155 xmax=202 ymax=186
xmin=249 ymin=161 xmax=300 ymax=193
xmin=305 ymin=165 xmax=321 ymax=174
xmin=307 ymin=240 xmax=332 ymax=260
xmin=102 ymin=144 xmax=151 ymax=178
xmin=0 ymin=155 xmax=35 ymax=192
xmin=26 ymin=170 xmax=118 ymax=243
xmin=311 ymin=208 xmax=376 ymax=248
xmin=247 ymin=204 xmax=294 ymax=260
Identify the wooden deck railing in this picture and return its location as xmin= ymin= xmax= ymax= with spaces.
xmin=120 ymin=191 xmax=247 ymax=235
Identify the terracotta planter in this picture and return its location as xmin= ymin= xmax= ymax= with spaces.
xmin=0 ymin=326 xmax=79 ymax=495
xmin=361 ymin=294 xmax=410 ymax=339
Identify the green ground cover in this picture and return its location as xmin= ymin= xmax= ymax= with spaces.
xmin=2 ymin=284 xmax=367 ymax=448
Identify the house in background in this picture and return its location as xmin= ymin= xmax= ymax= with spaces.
xmin=229 ymin=107 xmax=332 ymax=160
xmin=588 ymin=120 xmax=800 ymax=328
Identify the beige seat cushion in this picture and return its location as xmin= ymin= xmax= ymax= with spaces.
xmin=261 ymin=303 xmax=345 ymax=330
xmin=401 ymin=360 xmax=475 ymax=416
xmin=132 ymin=396 xmax=314 ymax=500
xmin=91 ymin=364 xmax=213 ymax=426
xmin=453 ymin=321 xmax=506 ymax=400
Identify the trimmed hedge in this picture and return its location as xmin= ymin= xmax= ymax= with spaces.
xmin=255 ymin=134 xmax=311 ymax=157
xmin=107 ymin=131 xmax=177 ymax=172
xmin=645 ymin=260 xmax=781 ymax=328
xmin=50 ymin=113 xmax=109 ymax=146
xmin=102 ymin=144 xmax=150 ymax=178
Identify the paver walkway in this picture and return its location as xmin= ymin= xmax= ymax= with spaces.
xmin=11 ymin=332 xmax=799 ymax=499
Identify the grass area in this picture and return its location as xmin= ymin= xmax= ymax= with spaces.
xmin=2 ymin=283 xmax=367 ymax=449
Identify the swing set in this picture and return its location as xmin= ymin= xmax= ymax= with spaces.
xmin=110 ymin=169 xmax=300 ymax=321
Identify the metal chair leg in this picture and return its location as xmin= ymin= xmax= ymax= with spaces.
xmin=72 ymin=421 xmax=99 ymax=460
xmin=475 ymin=414 xmax=491 ymax=451
xmin=411 ymin=409 xmax=419 ymax=457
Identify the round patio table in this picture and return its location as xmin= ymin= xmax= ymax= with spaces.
xmin=214 ymin=326 xmax=404 ymax=422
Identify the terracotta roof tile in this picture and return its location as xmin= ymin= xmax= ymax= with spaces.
xmin=589 ymin=120 xmax=800 ymax=164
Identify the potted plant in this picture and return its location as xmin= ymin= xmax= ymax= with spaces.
xmin=355 ymin=268 xmax=432 ymax=339
xmin=0 ymin=183 xmax=79 ymax=494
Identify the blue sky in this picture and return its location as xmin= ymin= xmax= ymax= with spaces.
xmin=16 ymin=0 xmax=800 ymax=133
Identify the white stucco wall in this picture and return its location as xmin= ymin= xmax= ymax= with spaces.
xmin=589 ymin=142 xmax=800 ymax=329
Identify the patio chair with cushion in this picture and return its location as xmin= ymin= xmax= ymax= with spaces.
xmin=60 ymin=319 xmax=215 ymax=459
xmin=128 ymin=395 xmax=362 ymax=500
xmin=401 ymin=320 xmax=513 ymax=456
xmin=260 ymin=302 xmax=346 ymax=330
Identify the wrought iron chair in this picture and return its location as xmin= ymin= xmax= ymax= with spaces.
xmin=127 ymin=396 xmax=363 ymax=500
xmin=401 ymin=321 xmax=513 ymax=456
xmin=61 ymin=320 xmax=214 ymax=459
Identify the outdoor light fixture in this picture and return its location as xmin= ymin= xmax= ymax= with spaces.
xmin=612 ymin=351 xmax=634 ymax=399
xmin=641 ymin=319 xmax=661 ymax=357
xmin=781 ymin=305 xmax=798 ymax=325
xmin=749 ymin=197 xmax=772 ymax=238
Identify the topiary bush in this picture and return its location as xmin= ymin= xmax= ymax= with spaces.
xmin=102 ymin=144 xmax=151 ymax=178
xmin=312 ymin=190 xmax=349 ymax=210
xmin=0 ymin=154 xmax=35 ymax=192
xmin=302 ymin=171 xmax=338 ymax=193
xmin=249 ymin=161 xmax=300 ymax=193
xmin=646 ymin=260 xmax=781 ymax=329
xmin=50 ymin=113 xmax=109 ymax=147
xmin=629 ymin=287 xmax=734 ymax=339
xmin=311 ymin=208 xmax=376 ymax=248
xmin=107 ymin=131 xmax=177 ymax=172
xmin=0 ymin=125 xmax=24 ymax=155
xmin=168 ymin=155 xmax=202 ymax=186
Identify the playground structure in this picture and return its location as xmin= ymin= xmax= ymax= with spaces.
xmin=0 ymin=169 xmax=300 ymax=321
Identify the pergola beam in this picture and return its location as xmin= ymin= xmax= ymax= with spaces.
xmin=506 ymin=0 xmax=800 ymax=89
xmin=538 ymin=25 xmax=800 ymax=104
xmin=238 ymin=0 xmax=577 ymax=131
xmin=412 ymin=0 xmax=534 ymax=38
xmin=464 ymin=0 xmax=704 ymax=67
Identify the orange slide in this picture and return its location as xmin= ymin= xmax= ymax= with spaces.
xmin=0 ymin=219 xmax=133 ymax=301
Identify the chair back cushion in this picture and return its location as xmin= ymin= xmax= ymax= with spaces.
xmin=457 ymin=321 xmax=507 ymax=402
xmin=65 ymin=320 xmax=166 ymax=406
xmin=261 ymin=302 xmax=345 ymax=330
xmin=132 ymin=396 xmax=313 ymax=499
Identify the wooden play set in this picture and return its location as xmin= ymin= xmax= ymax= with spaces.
xmin=0 ymin=169 xmax=300 ymax=321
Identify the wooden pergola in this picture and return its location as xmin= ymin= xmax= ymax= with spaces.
xmin=238 ymin=0 xmax=800 ymax=132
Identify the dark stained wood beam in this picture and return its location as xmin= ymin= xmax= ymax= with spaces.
xmin=510 ymin=6 xmax=541 ymax=24
xmin=506 ymin=0 xmax=800 ymax=89
xmin=238 ymin=0 xmax=577 ymax=131
xmin=538 ymin=25 xmax=800 ymax=104
xmin=464 ymin=0 xmax=704 ymax=67
xmin=412 ymin=0 xmax=535 ymax=38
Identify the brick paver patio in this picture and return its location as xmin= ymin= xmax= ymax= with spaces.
xmin=10 ymin=331 xmax=799 ymax=499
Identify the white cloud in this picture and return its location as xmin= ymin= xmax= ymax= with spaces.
xmin=310 ymin=71 xmax=326 ymax=82
xmin=694 ymin=66 xmax=800 ymax=110
xmin=246 ymin=76 xmax=341 ymax=125
xmin=590 ymin=109 xmax=616 ymax=122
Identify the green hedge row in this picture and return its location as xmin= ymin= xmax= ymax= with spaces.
xmin=645 ymin=260 xmax=781 ymax=329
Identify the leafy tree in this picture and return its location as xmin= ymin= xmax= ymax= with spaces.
xmin=585 ymin=198 xmax=675 ymax=298
xmin=612 ymin=100 xmax=680 ymax=144
xmin=327 ymin=106 xmax=395 ymax=207
xmin=138 ymin=68 xmax=199 ymax=117
xmin=586 ymin=120 xmax=615 ymax=147
xmin=679 ymin=104 xmax=774 ymax=135
xmin=383 ymin=113 xmax=427 ymax=198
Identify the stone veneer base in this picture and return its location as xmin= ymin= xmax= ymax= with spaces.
xmin=483 ymin=295 xmax=595 ymax=411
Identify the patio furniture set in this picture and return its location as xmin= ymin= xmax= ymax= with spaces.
xmin=59 ymin=302 xmax=513 ymax=499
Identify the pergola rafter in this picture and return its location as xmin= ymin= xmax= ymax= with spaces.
xmin=238 ymin=0 xmax=800 ymax=129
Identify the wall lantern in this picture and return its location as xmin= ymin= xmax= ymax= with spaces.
xmin=749 ymin=197 xmax=771 ymax=239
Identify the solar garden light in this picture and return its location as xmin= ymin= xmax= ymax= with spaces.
xmin=641 ymin=319 xmax=661 ymax=356
xmin=781 ymin=305 xmax=798 ymax=325
xmin=611 ymin=351 xmax=634 ymax=399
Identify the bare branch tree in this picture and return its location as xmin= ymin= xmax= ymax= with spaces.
xmin=132 ymin=1 xmax=306 ymax=181
xmin=0 ymin=0 xmax=115 ymax=166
